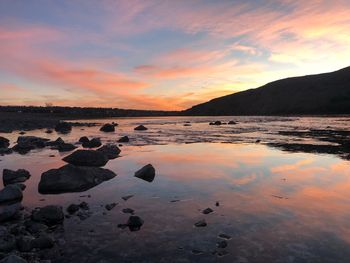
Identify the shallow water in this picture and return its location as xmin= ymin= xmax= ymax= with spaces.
xmin=1 ymin=116 xmax=350 ymax=262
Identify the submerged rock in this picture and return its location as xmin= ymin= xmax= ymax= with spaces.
xmin=100 ymin=123 xmax=115 ymax=132
xmin=31 ymin=205 xmax=64 ymax=226
xmin=39 ymin=164 xmax=116 ymax=194
xmin=134 ymin=125 xmax=148 ymax=131
xmin=55 ymin=122 xmax=72 ymax=134
xmin=97 ymin=144 xmax=121 ymax=159
xmin=0 ymin=137 xmax=10 ymax=149
xmin=63 ymin=150 xmax=109 ymax=167
xmin=126 ymin=215 xmax=144 ymax=231
xmin=82 ymin=138 xmax=102 ymax=148
xmin=3 ymin=169 xmax=31 ymax=186
xmin=134 ymin=164 xmax=155 ymax=182
xmin=0 ymin=185 xmax=23 ymax=205
xmin=118 ymin=136 xmax=129 ymax=143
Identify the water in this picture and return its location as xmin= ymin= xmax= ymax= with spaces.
xmin=1 ymin=116 xmax=350 ymax=262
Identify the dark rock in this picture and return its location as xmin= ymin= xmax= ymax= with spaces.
xmin=82 ymin=138 xmax=102 ymax=148
xmin=217 ymin=240 xmax=228 ymax=248
xmin=194 ymin=219 xmax=207 ymax=227
xmin=100 ymin=123 xmax=115 ymax=132
xmin=19 ymin=131 xmax=26 ymax=135
xmin=97 ymin=144 xmax=121 ymax=159
xmin=127 ymin=216 xmax=144 ymax=231
xmin=134 ymin=125 xmax=148 ymax=131
xmin=122 ymin=195 xmax=133 ymax=201
xmin=39 ymin=164 xmax=116 ymax=194
xmin=0 ymin=254 xmax=27 ymax=263
xmin=0 ymin=203 xmax=21 ymax=222
xmin=0 ymin=234 xmax=16 ymax=252
xmin=228 ymin=121 xmax=237 ymax=125
xmin=66 ymin=204 xmax=79 ymax=214
xmin=45 ymin=129 xmax=53 ymax=134
xmin=79 ymin=202 xmax=89 ymax=210
xmin=57 ymin=143 xmax=77 ymax=152
xmin=55 ymin=122 xmax=72 ymax=134
xmin=45 ymin=137 xmax=64 ymax=147
xmin=76 ymin=211 xmax=92 ymax=221
xmin=105 ymin=203 xmax=117 ymax=211
xmin=17 ymin=136 xmax=49 ymax=147
xmin=24 ymin=221 xmax=48 ymax=235
xmin=13 ymin=184 xmax=26 ymax=191
xmin=16 ymin=236 xmax=34 ymax=252
xmin=3 ymin=169 xmax=31 ymax=186
xmin=31 ymin=205 xmax=64 ymax=226
xmin=63 ymin=150 xmax=109 ymax=167
xmin=122 ymin=208 xmax=134 ymax=214
xmin=134 ymin=164 xmax=155 ymax=182
xmin=213 ymin=121 xmax=222 ymax=125
xmin=0 ymin=185 xmax=23 ymax=205
xmin=78 ymin=136 xmax=89 ymax=144
xmin=256 ymin=139 xmax=261 ymax=143
xmin=32 ymin=234 xmax=54 ymax=249
xmin=0 ymin=148 xmax=13 ymax=155
xmin=202 ymin=208 xmax=213 ymax=214
xmin=218 ymin=233 xmax=232 ymax=240
xmin=215 ymin=201 xmax=220 ymax=207
xmin=118 ymin=136 xmax=129 ymax=143
xmin=0 ymin=137 xmax=10 ymax=149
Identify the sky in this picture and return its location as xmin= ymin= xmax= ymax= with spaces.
xmin=0 ymin=0 xmax=350 ymax=110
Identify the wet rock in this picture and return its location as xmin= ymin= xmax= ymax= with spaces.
xmin=228 ymin=121 xmax=237 ymax=125
xmin=57 ymin=143 xmax=77 ymax=152
xmin=45 ymin=129 xmax=53 ymax=134
xmin=97 ymin=144 xmax=121 ymax=159
xmin=32 ymin=234 xmax=54 ymax=249
xmin=66 ymin=204 xmax=79 ymax=214
xmin=24 ymin=221 xmax=48 ymax=235
xmin=0 ymin=185 xmax=23 ymax=205
xmin=216 ymin=240 xmax=228 ymax=248
xmin=213 ymin=121 xmax=222 ymax=125
xmin=202 ymin=208 xmax=213 ymax=214
xmin=218 ymin=233 xmax=232 ymax=240
xmin=0 ymin=137 xmax=10 ymax=149
xmin=46 ymin=137 xmax=64 ymax=147
xmin=54 ymin=122 xmax=72 ymax=134
xmin=122 ymin=208 xmax=134 ymax=214
xmin=0 ymin=234 xmax=16 ymax=252
xmin=134 ymin=164 xmax=155 ymax=182
xmin=105 ymin=203 xmax=117 ymax=211
xmin=134 ymin=125 xmax=148 ymax=131
xmin=194 ymin=220 xmax=207 ymax=227
xmin=118 ymin=136 xmax=129 ymax=143
xmin=122 ymin=195 xmax=133 ymax=201
xmin=126 ymin=216 xmax=144 ymax=231
xmin=78 ymin=136 xmax=89 ymax=144
xmin=82 ymin=138 xmax=102 ymax=148
xmin=0 ymin=254 xmax=27 ymax=263
xmin=79 ymin=202 xmax=89 ymax=210
xmin=17 ymin=236 xmax=34 ymax=252
xmin=3 ymin=169 xmax=31 ymax=186
xmin=0 ymin=203 xmax=21 ymax=222
xmin=100 ymin=123 xmax=115 ymax=132
xmin=215 ymin=201 xmax=220 ymax=207
xmin=63 ymin=150 xmax=109 ymax=167
xmin=17 ymin=136 xmax=49 ymax=147
xmin=39 ymin=164 xmax=116 ymax=194
xmin=31 ymin=205 xmax=64 ymax=226
xmin=0 ymin=148 xmax=13 ymax=155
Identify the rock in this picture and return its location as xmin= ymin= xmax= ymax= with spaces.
xmin=215 ymin=201 xmax=220 ymax=207
xmin=213 ymin=121 xmax=222 ymax=125
xmin=3 ymin=169 xmax=31 ymax=186
xmin=0 ymin=255 xmax=27 ymax=263
xmin=55 ymin=122 xmax=72 ymax=134
xmin=0 ymin=234 xmax=16 ymax=252
xmin=134 ymin=125 xmax=148 ymax=131
xmin=76 ymin=211 xmax=92 ymax=221
xmin=78 ymin=136 xmax=89 ymax=144
xmin=0 ymin=185 xmax=23 ymax=205
xmin=194 ymin=220 xmax=207 ymax=227
xmin=45 ymin=129 xmax=53 ymax=134
xmin=17 ymin=236 xmax=34 ymax=252
xmin=256 ymin=139 xmax=261 ymax=143
xmin=228 ymin=121 xmax=237 ymax=125
xmin=105 ymin=203 xmax=117 ymax=211
xmin=79 ymin=202 xmax=89 ymax=210
xmin=218 ymin=233 xmax=232 ymax=240
xmin=57 ymin=143 xmax=77 ymax=152
xmin=217 ymin=240 xmax=228 ymax=248
xmin=17 ymin=136 xmax=49 ymax=147
xmin=122 ymin=208 xmax=134 ymax=214
xmin=118 ymin=136 xmax=129 ymax=143
xmin=32 ymin=234 xmax=54 ymax=249
xmin=0 ymin=137 xmax=10 ymax=149
xmin=66 ymin=204 xmax=79 ymax=214
xmin=100 ymin=123 xmax=115 ymax=132
xmin=82 ymin=138 xmax=102 ymax=148
xmin=63 ymin=150 xmax=109 ymax=167
xmin=24 ymin=221 xmax=48 ymax=235
xmin=127 ymin=216 xmax=144 ymax=231
xmin=45 ymin=137 xmax=64 ymax=147
xmin=97 ymin=144 xmax=121 ymax=159
xmin=39 ymin=164 xmax=116 ymax=194
xmin=0 ymin=148 xmax=13 ymax=155
xmin=122 ymin=195 xmax=133 ymax=201
xmin=0 ymin=203 xmax=21 ymax=222
xmin=31 ymin=205 xmax=64 ymax=226
xmin=202 ymin=208 xmax=213 ymax=214
xmin=134 ymin=164 xmax=155 ymax=182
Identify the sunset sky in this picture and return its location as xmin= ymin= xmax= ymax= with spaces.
xmin=1 ymin=0 xmax=350 ymax=110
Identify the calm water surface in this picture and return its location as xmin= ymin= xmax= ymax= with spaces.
xmin=1 ymin=116 xmax=350 ymax=262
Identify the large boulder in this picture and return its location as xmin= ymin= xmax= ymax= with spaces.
xmin=0 ymin=185 xmax=23 ymax=205
xmin=63 ymin=150 xmax=109 ymax=167
xmin=0 ymin=137 xmax=10 ymax=149
xmin=134 ymin=164 xmax=155 ymax=182
xmin=39 ymin=164 xmax=116 ymax=194
xmin=3 ymin=169 xmax=31 ymax=186
xmin=134 ymin=125 xmax=148 ymax=131
xmin=55 ymin=122 xmax=72 ymax=134
xmin=82 ymin=138 xmax=102 ymax=148
xmin=0 ymin=255 xmax=27 ymax=263
xmin=100 ymin=123 xmax=115 ymax=132
xmin=97 ymin=144 xmax=121 ymax=159
xmin=0 ymin=203 xmax=21 ymax=222
xmin=31 ymin=205 xmax=64 ymax=226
